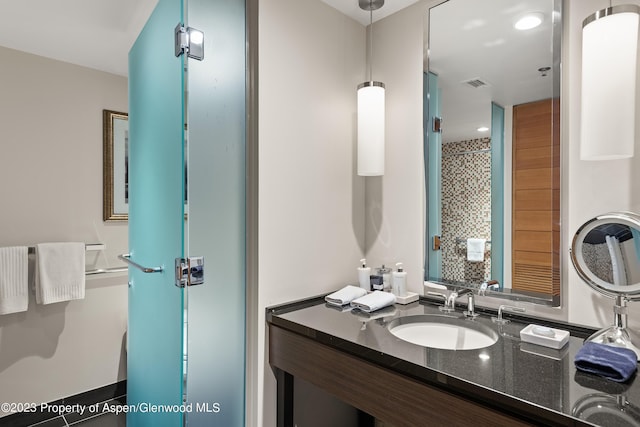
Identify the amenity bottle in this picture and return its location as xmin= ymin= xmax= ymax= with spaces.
xmin=392 ymin=262 xmax=407 ymax=297
xmin=358 ymin=259 xmax=371 ymax=291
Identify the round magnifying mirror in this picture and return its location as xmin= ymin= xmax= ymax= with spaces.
xmin=571 ymin=212 xmax=640 ymax=299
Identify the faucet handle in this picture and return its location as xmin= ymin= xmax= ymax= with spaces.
xmin=426 ymin=291 xmax=447 ymax=303
xmin=463 ymin=293 xmax=479 ymax=318
xmin=492 ymin=304 xmax=525 ymax=324
xmin=426 ymin=291 xmax=456 ymax=312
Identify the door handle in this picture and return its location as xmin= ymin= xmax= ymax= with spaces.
xmin=118 ymin=253 xmax=164 ymax=273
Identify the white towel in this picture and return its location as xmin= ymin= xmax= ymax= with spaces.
xmin=467 ymin=238 xmax=486 ymax=262
xmin=325 ymin=285 xmax=367 ymax=306
xmin=351 ymin=291 xmax=396 ymax=313
xmin=0 ymin=246 xmax=29 ymax=315
xmin=35 ymin=242 xmax=85 ymax=304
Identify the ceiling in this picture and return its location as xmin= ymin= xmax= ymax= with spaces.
xmin=428 ymin=0 xmax=556 ymax=143
xmin=0 ymin=0 xmax=158 ymax=76
xmin=0 ymin=0 xmax=414 ymax=77
xmin=320 ymin=0 xmax=421 ymax=25
xmin=0 ymin=0 xmax=551 ymax=145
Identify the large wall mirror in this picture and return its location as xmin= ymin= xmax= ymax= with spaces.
xmin=424 ymin=0 xmax=562 ymax=306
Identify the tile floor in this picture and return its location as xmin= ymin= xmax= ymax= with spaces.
xmin=8 ymin=397 xmax=126 ymax=427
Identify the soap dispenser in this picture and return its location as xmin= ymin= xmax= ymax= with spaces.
xmin=392 ymin=262 xmax=407 ymax=297
xmin=358 ymin=259 xmax=371 ymax=291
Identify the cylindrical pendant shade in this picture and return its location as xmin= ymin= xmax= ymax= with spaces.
xmin=357 ymin=81 xmax=385 ymax=176
xmin=580 ymin=5 xmax=639 ymax=160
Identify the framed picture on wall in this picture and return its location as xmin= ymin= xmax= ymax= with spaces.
xmin=103 ymin=109 xmax=129 ymax=222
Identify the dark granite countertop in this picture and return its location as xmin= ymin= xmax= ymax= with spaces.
xmin=267 ymin=297 xmax=640 ymax=427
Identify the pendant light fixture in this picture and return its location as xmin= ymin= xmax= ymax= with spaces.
xmin=580 ymin=3 xmax=639 ymax=160
xmin=357 ymin=0 xmax=385 ymax=176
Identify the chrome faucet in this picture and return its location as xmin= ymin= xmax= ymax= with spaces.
xmin=428 ymin=288 xmax=477 ymax=316
xmin=492 ymin=304 xmax=526 ymax=324
xmin=427 ymin=291 xmax=455 ymax=312
xmin=479 ymin=279 xmax=500 ymax=296
xmin=448 ymin=289 xmax=477 ymax=318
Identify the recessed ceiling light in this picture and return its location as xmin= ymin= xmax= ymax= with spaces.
xmin=477 ymin=126 xmax=489 ymax=132
xmin=515 ymin=13 xmax=544 ymax=30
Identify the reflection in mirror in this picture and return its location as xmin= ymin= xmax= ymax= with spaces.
xmin=582 ymin=224 xmax=640 ymax=287
xmin=424 ymin=0 xmax=562 ymax=305
xmin=572 ymin=212 xmax=640 ymax=296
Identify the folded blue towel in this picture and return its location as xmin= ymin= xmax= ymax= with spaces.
xmin=574 ymin=342 xmax=638 ymax=383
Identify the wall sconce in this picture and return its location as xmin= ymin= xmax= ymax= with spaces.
xmin=580 ymin=4 xmax=639 ymax=160
xmin=357 ymin=0 xmax=385 ymax=176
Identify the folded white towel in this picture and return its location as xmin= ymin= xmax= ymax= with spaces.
xmin=351 ymin=291 xmax=396 ymax=313
xmin=0 ymin=246 xmax=29 ymax=315
xmin=35 ymin=242 xmax=85 ymax=304
xmin=325 ymin=285 xmax=367 ymax=306
xmin=467 ymin=238 xmax=486 ymax=262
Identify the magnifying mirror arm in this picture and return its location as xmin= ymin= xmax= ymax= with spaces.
xmin=586 ymin=295 xmax=640 ymax=360
xmin=613 ymin=295 xmax=629 ymax=329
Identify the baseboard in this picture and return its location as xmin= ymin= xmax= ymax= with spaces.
xmin=0 ymin=380 xmax=126 ymax=427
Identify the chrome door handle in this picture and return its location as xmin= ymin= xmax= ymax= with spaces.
xmin=118 ymin=253 xmax=164 ymax=273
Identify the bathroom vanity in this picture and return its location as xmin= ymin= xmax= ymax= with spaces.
xmin=268 ymin=297 xmax=640 ymax=427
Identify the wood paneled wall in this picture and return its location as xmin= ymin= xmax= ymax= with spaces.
xmin=512 ymin=99 xmax=560 ymax=296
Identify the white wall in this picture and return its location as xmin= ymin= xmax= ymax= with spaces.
xmin=362 ymin=1 xmax=434 ymax=292
xmin=256 ymin=0 xmax=366 ymax=425
xmin=564 ymin=0 xmax=640 ymax=328
xmin=0 ymin=46 xmax=128 ymax=415
xmin=370 ymin=0 xmax=640 ymax=325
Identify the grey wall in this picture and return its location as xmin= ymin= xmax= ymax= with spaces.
xmin=0 ymin=46 xmax=128 ymax=415
xmin=254 ymin=0 xmax=366 ymax=425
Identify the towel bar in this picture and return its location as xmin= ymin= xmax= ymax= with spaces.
xmin=86 ymin=267 xmax=128 ymax=275
xmin=27 ymin=243 xmax=105 ymax=255
xmin=118 ymin=254 xmax=164 ymax=273
xmin=455 ymin=237 xmax=492 ymax=245
xmin=20 ymin=244 xmax=127 ymax=276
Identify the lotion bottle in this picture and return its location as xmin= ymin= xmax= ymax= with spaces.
xmin=392 ymin=262 xmax=407 ymax=297
xmin=358 ymin=259 xmax=371 ymax=291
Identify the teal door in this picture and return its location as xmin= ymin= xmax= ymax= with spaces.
xmin=127 ymin=0 xmax=186 ymax=426
xmin=127 ymin=0 xmax=246 ymax=425
xmin=490 ymin=102 xmax=505 ymax=288
xmin=425 ymin=71 xmax=442 ymax=280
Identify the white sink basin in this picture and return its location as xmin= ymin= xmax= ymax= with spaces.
xmin=388 ymin=315 xmax=499 ymax=350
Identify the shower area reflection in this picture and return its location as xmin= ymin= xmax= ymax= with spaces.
xmin=441 ymin=138 xmax=492 ymax=283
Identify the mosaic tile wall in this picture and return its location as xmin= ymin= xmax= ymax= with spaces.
xmin=582 ymin=242 xmax=614 ymax=283
xmin=441 ymin=137 xmax=492 ymax=284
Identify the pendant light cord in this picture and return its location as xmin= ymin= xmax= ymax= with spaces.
xmin=369 ymin=0 xmax=373 ymax=82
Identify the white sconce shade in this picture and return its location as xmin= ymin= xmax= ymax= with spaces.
xmin=580 ymin=5 xmax=639 ymax=160
xmin=357 ymin=81 xmax=385 ymax=176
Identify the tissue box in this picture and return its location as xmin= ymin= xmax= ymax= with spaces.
xmin=520 ymin=324 xmax=570 ymax=349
